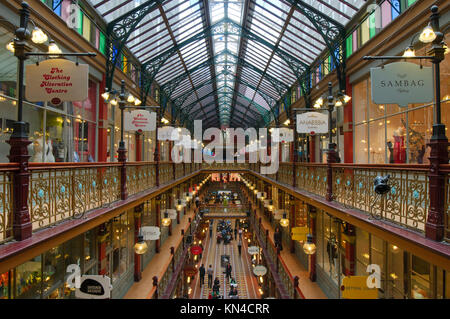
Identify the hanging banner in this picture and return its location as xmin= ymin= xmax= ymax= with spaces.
xmin=341 ymin=276 xmax=378 ymax=299
xmin=370 ymin=61 xmax=433 ymax=107
xmin=124 ymin=110 xmax=156 ymax=132
xmin=296 ymin=112 xmax=328 ymax=134
xmin=25 ymin=58 xmax=88 ymax=104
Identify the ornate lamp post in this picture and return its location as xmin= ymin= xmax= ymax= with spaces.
xmin=312 ymin=82 xmax=350 ymax=201
xmin=4 ymin=2 xmax=95 ymax=240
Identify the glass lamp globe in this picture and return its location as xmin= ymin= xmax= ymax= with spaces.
xmin=48 ymin=40 xmax=62 ymax=54
xmin=419 ymin=25 xmax=436 ymax=43
xmin=303 ymin=234 xmax=316 ymax=255
xmin=162 ymin=213 xmax=171 ymax=227
xmin=31 ymin=27 xmax=48 ymax=44
xmin=280 ymin=213 xmax=289 ymax=227
xmin=6 ymin=41 xmax=15 ymax=53
xmin=403 ymin=46 xmax=416 ymax=57
xmin=134 ymin=235 xmax=148 ymax=255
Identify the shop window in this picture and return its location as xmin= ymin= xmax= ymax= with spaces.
xmin=411 ymin=255 xmax=431 ymax=299
xmin=0 ymin=271 xmax=10 ymax=299
xmin=111 ymin=213 xmax=133 ymax=283
xmin=386 ymin=244 xmax=405 ymax=298
xmin=355 ymin=228 xmax=370 ymax=276
xmin=15 ymin=256 xmax=42 ymax=299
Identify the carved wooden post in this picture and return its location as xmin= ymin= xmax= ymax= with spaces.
xmin=293 ymin=276 xmax=299 ymax=299
xmin=153 ymin=276 xmax=158 ymax=299
xmin=170 ymin=246 xmax=175 ymax=272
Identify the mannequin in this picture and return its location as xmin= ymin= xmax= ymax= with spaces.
xmin=393 ymin=127 xmax=406 ymax=163
xmin=387 ymin=141 xmax=394 ymax=163
xmin=31 ymin=135 xmax=55 ymax=163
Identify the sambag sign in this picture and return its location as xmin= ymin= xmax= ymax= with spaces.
xmin=370 ymin=61 xmax=433 ymax=107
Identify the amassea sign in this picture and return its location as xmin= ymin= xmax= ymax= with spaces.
xmin=25 ymin=59 xmax=88 ymax=105
xmin=370 ymin=61 xmax=433 ymax=107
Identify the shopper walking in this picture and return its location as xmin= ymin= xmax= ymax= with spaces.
xmin=199 ymin=264 xmax=205 ymax=286
xmin=237 ymin=239 xmax=242 ymax=255
xmin=234 ymin=227 xmax=237 ymax=239
xmin=238 ymin=228 xmax=243 ymax=240
xmin=209 ymin=222 xmax=213 ymax=237
xmin=207 ymin=264 xmax=214 ymax=288
xmin=225 ymin=262 xmax=232 ymax=279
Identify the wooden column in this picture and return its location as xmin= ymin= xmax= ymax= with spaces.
xmin=155 ymin=196 xmax=161 ymax=253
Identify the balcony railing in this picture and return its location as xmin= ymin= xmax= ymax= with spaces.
xmin=0 ymin=160 xmax=447 ymax=244
xmin=28 ymin=162 xmax=122 ymax=231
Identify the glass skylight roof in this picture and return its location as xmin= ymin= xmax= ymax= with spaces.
xmin=88 ymin=0 xmax=366 ymax=128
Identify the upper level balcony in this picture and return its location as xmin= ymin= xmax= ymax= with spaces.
xmin=0 ymin=160 xmax=448 ymax=245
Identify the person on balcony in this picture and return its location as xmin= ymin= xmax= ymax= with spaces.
xmin=274 ymin=227 xmax=283 ymax=251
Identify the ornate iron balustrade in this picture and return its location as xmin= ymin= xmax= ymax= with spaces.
xmin=28 ymin=163 xmax=122 ymax=231
xmin=332 ymin=164 xmax=429 ymax=233
xmin=126 ymin=162 xmax=156 ymax=196
xmin=0 ymin=165 xmax=16 ymax=243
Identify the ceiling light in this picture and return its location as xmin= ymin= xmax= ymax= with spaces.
xmin=134 ymin=235 xmax=148 ymax=255
xmin=110 ymin=99 xmax=118 ymax=106
xmin=303 ymin=234 xmax=316 ymax=255
xmin=162 ymin=212 xmax=171 ymax=227
xmin=134 ymin=98 xmax=142 ymax=106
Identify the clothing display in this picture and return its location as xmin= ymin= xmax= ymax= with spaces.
xmin=393 ymin=127 xmax=406 ymax=163
xmin=31 ymin=137 xmax=55 ymax=163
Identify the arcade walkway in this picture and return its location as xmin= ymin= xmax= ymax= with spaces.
xmin=189 ymin=219 xmax=259 ymax=299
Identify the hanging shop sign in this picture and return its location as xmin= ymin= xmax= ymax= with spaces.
xmin=370 ymin=61 xmax=433 ymax=107
xmin=75 ymin=275 xmax=112 ymax=299
xmin=296 ymin=112 xmax=328 ymax=134
xmin=124 ymin=110 xmax=156 ymax=132
xmin=190 ymin=245 xmax=203 ymax=255
xmin=271 ymin=128 xmax=293 ymax=143
xmin=247 ymin=246 xmax=260 ymax=255
xmin=256 ymin=192 xmax=267 ymax=199
xmin=291 ymin=226 xmax=309 ymax=242
xmin=341 ymin=276 xmax=378 ymax=299
xmin=162 ymin=209 xmax=177 ymax=219
xmin=25 ymin=58 xmax=89 ymax=105
xmin=273 ymin=209 xmax=286 ymax=220
xmin=140 ymin=226 xmax=161 ymax=240
xmin=253 ymin=265 xmax=267 ymax=277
